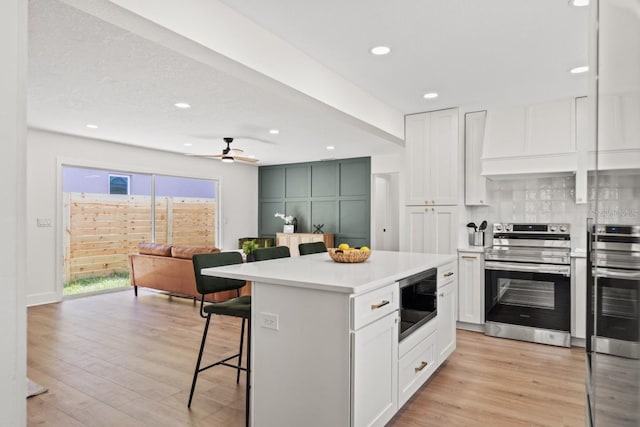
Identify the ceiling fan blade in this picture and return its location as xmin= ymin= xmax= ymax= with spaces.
xmin=233 ymin=156 xmax=259 ymax=163
xmin=184 ymin=153 xmax=224 ymax=158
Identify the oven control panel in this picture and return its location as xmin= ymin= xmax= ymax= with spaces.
xmin=493 ymin=223 xmax=569 ymax=234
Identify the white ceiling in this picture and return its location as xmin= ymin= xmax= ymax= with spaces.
xmin=28 ymin=0 xmax=589 ymax=166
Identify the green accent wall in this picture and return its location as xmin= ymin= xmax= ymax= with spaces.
xmin=259 ymin=157 xmax=371 ymax=248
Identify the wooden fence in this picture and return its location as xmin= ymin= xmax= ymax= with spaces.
xmin=63 ymin=193 xmax=216 ymax=282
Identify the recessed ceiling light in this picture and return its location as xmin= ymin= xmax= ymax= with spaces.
xmin=174 ymin=102 xmax=191 ymax=109
xmin=86 ymin=124 xmax=98 ymax=129
xmin=423 ymin=92 xmax=439 ymax=99
xmin=326 ymin=146 xmax=335 ymax=150
xmin=183 ymin=143 xmax=193 ymax=147
xmin=570 ymin=0 xmax=589 ymax=6
xmin=269 ymin=129 xmax=280 ymax=135
xmin=370 ymin=46 xmax=391 ymax=56
xmin=570 ymin=65 xmax=589 ymax=74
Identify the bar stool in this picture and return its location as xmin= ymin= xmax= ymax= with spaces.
xmin=188 ymin=252 xmax=251 ymax=427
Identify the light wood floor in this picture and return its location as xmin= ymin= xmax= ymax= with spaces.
xmin=27 ymin=289 xmax=586 ymax=426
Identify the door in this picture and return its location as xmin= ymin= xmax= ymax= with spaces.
xmin=406 ymin=206 xmax=458 ymax=255
xmin=351 ymin=311 xmax=398 ymax=427
xmin=458 ymin=252 xmax=484 ymax=324
xmin=372 ymin=173 xmax=399 ymax=251
xmin=485 ymin=266 xmax=571 ymax=332
xmin=437 ymin=281 xmax=457 ymax=362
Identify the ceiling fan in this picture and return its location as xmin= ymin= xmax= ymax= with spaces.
xmin=186 ymin=137 xmax=258 ymax=163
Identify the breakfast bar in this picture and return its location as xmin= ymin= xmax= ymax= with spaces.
xmin=202 ymin=250 xmax=457 ymax=427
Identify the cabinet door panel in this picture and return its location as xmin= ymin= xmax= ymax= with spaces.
xmin=457 ymin=253 xmax=483 ymax=324
xmin=406 ymin=207 xmax=427 ymax=253
xmin=351 ymin=312 xmax=398 ymax=427
xmin=429 ymin=109 xmax=459 ymax=205
xmin=433 ymin=207 xmax=457 ymax=255
xmin=465 ymin=111 xmax=488 ymax=206
xmin=437 ymin=281 xmax=457 ymax=362
xmin=405 ymin=114 xmax=428 ymax=205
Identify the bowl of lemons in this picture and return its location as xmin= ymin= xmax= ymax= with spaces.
xmin=328 ymin=243 xmax=371 ymax=263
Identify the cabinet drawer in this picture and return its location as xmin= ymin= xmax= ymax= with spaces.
xmin=398 ymin=329 xmax=437 ymax=407
xmin=438 ymin=262 xmax=456 ymax=288
xmin=352 ymin=284 xmax=399 ymax=330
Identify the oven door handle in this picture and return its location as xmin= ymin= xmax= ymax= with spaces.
xmin=594 ymin=267 xmax=640 ymax=280
xmin=485 ymin=261 xmax=570 ymax=276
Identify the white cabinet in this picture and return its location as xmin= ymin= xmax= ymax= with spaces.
xmin=457 ymin=251 xmax=484 ymax=325
xmin=351 ymin=312 xmax=398 ymax=427
xmin=465 ymin=111 xmax=488 ymax=206
xmin=482 ymin=99 xmax=577 ymax=175
xmin=405 ymin=109 xmax=459 ymax=206
xmin=437 ymin=262 xmax=457 ymax=362
xmin=572 ymin=256 xmax=587 ymax=340
xmin=406 ymin=206 xmax=458 ymax=255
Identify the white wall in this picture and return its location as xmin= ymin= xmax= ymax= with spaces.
xmin=26 ymin=129 xmax=258 ymax=306
xmin=1 ymin=0 xmax=27 ymax=424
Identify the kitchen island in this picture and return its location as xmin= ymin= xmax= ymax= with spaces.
xmin=202 ymin=250 xmax=457 ymax=427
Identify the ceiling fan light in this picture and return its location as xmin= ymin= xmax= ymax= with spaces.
xmin=221 ymin=156 xmax=234 ymax=163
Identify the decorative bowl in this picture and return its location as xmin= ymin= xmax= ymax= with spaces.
xmin=328 ymin=248 xmax=371 ymax=263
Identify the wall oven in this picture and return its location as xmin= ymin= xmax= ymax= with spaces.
xmin=484 ymin=223 xmax=571 ymax=347
xmin=587 ymin=222 xmax=640 ymax=359
xmin=399 ymin=268 xmax=437 ymax=341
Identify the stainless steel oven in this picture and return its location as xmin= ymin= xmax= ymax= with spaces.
xmin=484 ymin=223 xmax=571 ymax=347
xmin=587 ymin=223 xmax=640 ymax=359
xmin=399 ymin=268 xmax=437 ymax=341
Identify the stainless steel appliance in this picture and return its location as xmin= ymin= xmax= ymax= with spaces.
xmin=399 ymin=268 xmax=437 ymax=341
xmin=587 ymin=223 xmax=640 ymax=359
xmin=484 ymin=223 xmax=571 ymax=347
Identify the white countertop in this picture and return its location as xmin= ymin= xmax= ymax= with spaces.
xmin=201 ymin=250 xmax=456 ymax=295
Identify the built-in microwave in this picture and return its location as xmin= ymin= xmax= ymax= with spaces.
xmin=399 ymin=268 xmax=437 ymax=341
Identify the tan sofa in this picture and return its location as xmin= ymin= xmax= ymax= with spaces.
xmin=128 ymin=242 xmax=249 ymax=301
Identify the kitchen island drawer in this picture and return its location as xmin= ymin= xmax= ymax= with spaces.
xmin=352 ymin=283 xmax=399 ymax=330
xmin=438 ymin=262 xmax=456 ymax=287
xmin=398 ymin=329 xmax=437 ymax=407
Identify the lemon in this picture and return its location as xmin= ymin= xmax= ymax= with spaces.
xmin=360 ymin=246 xmax=370 ymax=252
xmin=338 ymin=243 xmax=350 ymax=251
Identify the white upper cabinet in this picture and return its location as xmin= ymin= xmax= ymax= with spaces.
xmin=464 ymin=111 xmax=488 ymax=206
xmin=405 ymin=109 xmax=459 ymax=206
xmin=482 ymin=99 xmax=577 ymax=175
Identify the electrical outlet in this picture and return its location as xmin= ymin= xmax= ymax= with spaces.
xmin=259 ymin=312 xmax=279 ymax=330
xmin=37 ymin=218 xmax=52 ymax=227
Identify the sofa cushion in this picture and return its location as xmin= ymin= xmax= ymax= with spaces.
xmin=171 ymin=245 xmax=220 ymax=259
xmin=138 ymin=242 xmax=173 ymax=256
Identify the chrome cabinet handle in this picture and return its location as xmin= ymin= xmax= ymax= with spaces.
xmin=415 ymin=361 xmax=429 ymax=373
xmin=371 ymin=300 xmax=390 ymax=310
xmin=444 ymin=272 xmax=454 ymax=277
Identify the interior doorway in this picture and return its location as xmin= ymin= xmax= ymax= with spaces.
xmin=372 ymin=173 xmax=400 ymax=251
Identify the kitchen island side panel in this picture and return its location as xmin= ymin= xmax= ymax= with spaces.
xmin=252 ymin=281 xmax=351 ymax=427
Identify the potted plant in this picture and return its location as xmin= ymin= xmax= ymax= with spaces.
xmin=242 ymin=239 xmax=260 ymax=262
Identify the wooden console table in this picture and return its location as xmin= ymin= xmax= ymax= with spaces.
xmin=275 ymin=233 xmax=334 ymax=256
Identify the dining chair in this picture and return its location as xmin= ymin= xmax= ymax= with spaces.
xmin=298 ymin=241 xmax=327 ymax=255
xmin=252 ymin=245 xmax=291 ymax=261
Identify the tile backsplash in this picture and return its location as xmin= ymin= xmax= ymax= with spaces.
xmin=467 ymin=171 xmax=640 ymax=250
